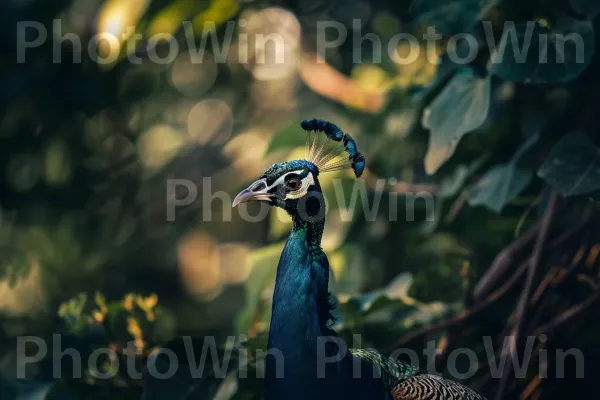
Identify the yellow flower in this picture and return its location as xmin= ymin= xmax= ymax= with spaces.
xmin=142 ymin=309 xmax=155 ymax=322
xmin=92 ymin=311 xmax=105 ymax=323
xmin=123 ymin=294 xmax=135 ymax=311
xmin=135 ymin=337 xmax=146 ymax=351
xmin=127 ymin=316 xmax=143 ymax=339
xmin=136 ymin=294 xmax=158 ymax=321
xmin=95 ymin=292 xmax=108 ymax=314
xmin=145 ymin=294 xmax=158 ymax=309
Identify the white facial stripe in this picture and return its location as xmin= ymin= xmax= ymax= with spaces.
xmin=285 ymin=172 xmax=314 ymax=200
xmin=252 ymin=170 xmax=314 ymax=201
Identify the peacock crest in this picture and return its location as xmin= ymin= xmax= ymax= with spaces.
xmin=300 ymin=118 xmax=366 ymax=177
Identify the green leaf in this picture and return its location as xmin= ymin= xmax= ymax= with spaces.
xmin=337 ymin=272 xmax=451 ymax=342
xmin=538 ymin=131 xmax=600 ymax=196
xmin=422 ymin=68 xmax=491 ymax=174
xmin=571 ymin=0 xmax=600 ymax=18
xmin=44 ymin=139 xmax=71 ymax=186
xmin=438 ymin=154 xmax=490 ymax=198
xmin=468 ymin=133 xmax=539 ymax=212
xmin=438 ymin=165 xmax=469 ymax=198
xmin=354 ymin=272 xmax=414 ymax=312
xmin=490 ymin=17 xmax=595 ymax=84
xmin=265 ymin=121 xmax=306 ymax=154
xmin=469 ymin=166 xmax=532 ymax=213
xmin=234 ymin=242 xmax=284 ymax=334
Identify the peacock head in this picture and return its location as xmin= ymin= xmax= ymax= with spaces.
xmin=233 ymin=119 xmax=365 ymax=219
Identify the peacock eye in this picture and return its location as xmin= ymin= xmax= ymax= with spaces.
xmin=284 ymin=178 xmax=301 ymax=191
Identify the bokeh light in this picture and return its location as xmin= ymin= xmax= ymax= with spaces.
xmin=138 ymin=124 xmax=188 ymax=170
xmin=218 ymin=243 xmax=251 ymax=284
xmin=178 ymin=231 xmax=223 ymax=301
xmin=96 ymin=0 xmax=150 ymax=61
xmin=223 ymin=130 xmax=270 ymax=179
xmin=170 ymin=52 xmax=218 ymax=96
xmin=186 ymin=99 xmax=233 ymax=145
xmin=240 ymin=7 xmax=301 ymax=81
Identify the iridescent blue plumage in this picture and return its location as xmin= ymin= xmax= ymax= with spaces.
xmin=234 ymin=120 xmax=485 ymax=400
xmin=300 ymin=118 xmax=344 ymax=141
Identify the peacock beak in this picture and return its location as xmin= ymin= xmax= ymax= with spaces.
xmin=232 ymin=180 xmax=273 ymax=207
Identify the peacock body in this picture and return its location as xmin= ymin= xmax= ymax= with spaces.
xmin=233 ymin=119 xmax=485 ymax=400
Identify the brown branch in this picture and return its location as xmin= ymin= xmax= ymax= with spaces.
xmin=495 ymin=191 xmax=559 ymax=400
xmin=444 ymin=193 xmax=467 ymax=224
xmin=525 ymin=222 xmax=594 ymax=335
xmin=520 ymin=375 xmax=541 ymax=400
xmin=532 ymin=292 xmax=600 ymax=337
xmin=473 ymin=221 xmax=541 ymax=301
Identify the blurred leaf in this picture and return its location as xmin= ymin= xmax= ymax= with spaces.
xmin=235 ymin=242 xmax=284 ymax=335
xmin=422 ymin=68 xmax=491 ymax=174
xmin=490 ymin=17 xmax=595 ymax=84
xmin=58 ymin=293 xmax=88 ymax=336
xmin=300 ymin=53 xmax=386 ymax=113
xmin=351 ymin=65 xmax=393 ymax=92
xmin=44 ymin=139 xmax=71 ymax=186
xmin=469 ymin=166 xmax=532 ymax=213
xmin=265 ymin=122 xmax=306 ymax=154
xmin=337 ymin=272 xmax=451 ymax=340
xmin=438 ymin=165 xmax=469 ymax=198
xmin=438 ymin=154 xmax=489 ymax=198
xmin=538 ymin=131 xmax=600 ymax=196
xmin=468 ymin=133 xmax=539 ymax=212
xmin=147 ymin=0 xmax=196 ymax=36
xmin=193 ymin=0 xmax=240 ymax=32
xmin=7 ymin=154 xmax=40 ymax=192
xmin=18 ymin=227 xmax=55 ymax=262
xmin=415 ymin=232 xmax=468 ymax=257
xmin=353 ymin=272 xmax=413 ymax=312
xmin=96 ymin=0 xmax=152 ymax=66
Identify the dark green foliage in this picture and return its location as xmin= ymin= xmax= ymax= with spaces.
xmin=490 ymin=16 xmax=595 ymax=84
xmin=468 ymin=133 xmax=539 ymax=212
xmin=538 ymin=131 xmax=600 ymax=196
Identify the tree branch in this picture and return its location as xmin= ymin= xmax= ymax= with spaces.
xmin=495 ymin=190 xmax=559 ymax=400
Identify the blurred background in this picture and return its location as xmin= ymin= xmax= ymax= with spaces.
xmin=1 ymin=0 xmax=600 ymax=399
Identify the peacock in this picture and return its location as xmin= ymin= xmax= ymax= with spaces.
xmin=233 ymin=119 xmax=485 ymax=400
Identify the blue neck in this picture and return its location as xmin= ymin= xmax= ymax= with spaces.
xmin=265 ymin=215 xmax=336 ymax=398
xmin=264 ymin=212 xmax=387 ymax=400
